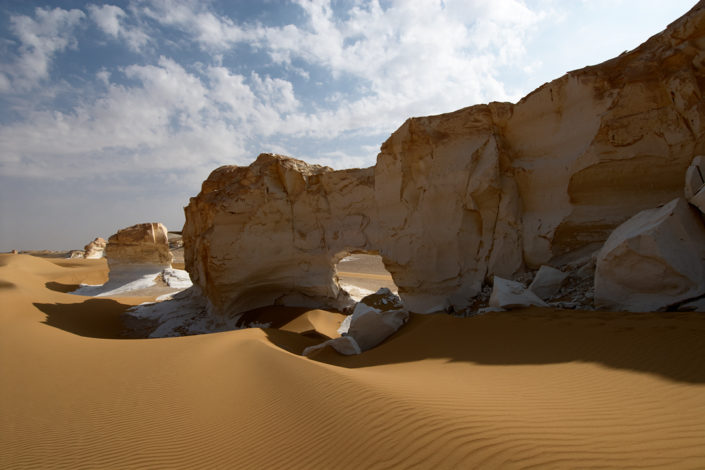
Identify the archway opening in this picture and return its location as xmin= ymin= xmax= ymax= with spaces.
xmin=335 ymin=252 xmax=398 ymax=301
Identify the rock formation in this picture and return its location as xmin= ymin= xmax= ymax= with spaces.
xmin=106 ymin=223 xmax=172 ymax=267
xmin=184 ymin=2 xmax=705 ymax=317
xmin=84 ymin=237 xmax=106 ymax=259
xmin=595 ymin=198 xmax=705 ymax=311
xmin=73 ymin=223 xmax=177 ymax=297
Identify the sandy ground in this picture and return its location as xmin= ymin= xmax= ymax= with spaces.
xmin=1 ymin=253 xmax=704 ymax=469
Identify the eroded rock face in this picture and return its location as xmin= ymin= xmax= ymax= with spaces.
xmin=184 ymin=3 xmax=705 ymax=317
xmin=595 ymin=198 xmax=705 ymax=312
xmin=183 ymin=155 xmax=374 ymax=315
xmin=106 ymin=223 xmax=172 ymax=268
xmin=84 ymin=237 xmax=106 ymax=259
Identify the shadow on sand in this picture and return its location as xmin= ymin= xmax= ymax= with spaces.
xmin=45 ymin=281 xmax=81 ymax=293
xmin=266 ymin=308 xmax=705 ymax=384
xmin=34 ymin=298 xmax=137 ymax=339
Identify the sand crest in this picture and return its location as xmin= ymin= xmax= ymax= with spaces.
xmin=1 ymin=254 xmax=704 ymax=469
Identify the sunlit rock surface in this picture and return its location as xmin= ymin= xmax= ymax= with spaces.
xmin=184 ymin=3 xmax=705 ymax=316
xmin=84 ymin=237 xmax=106 ymax=259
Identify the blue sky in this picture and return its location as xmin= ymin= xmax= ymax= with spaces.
xmin=0 ymin=0 xmax=698 ymax=251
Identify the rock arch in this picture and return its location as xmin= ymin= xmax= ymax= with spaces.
xmin=183 ymin=3 xmax=705 ymax=317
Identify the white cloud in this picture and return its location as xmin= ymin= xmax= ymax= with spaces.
xmin=0 ymin=57 xmax=246 ymax=179
xmin=88 ymin=3 xmax=150 ymax=51
xmin=139 ymin=0 xmax=249 ymax=50
xmin=1 ymin=0 xmax=553 ymax=183
xmin=4 ymin=7 xmax=85 ymax=89
xmin=243 ymin=0 xmax=546 ymax=138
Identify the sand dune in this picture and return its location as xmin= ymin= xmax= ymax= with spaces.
xmin=1 ymin=254 xmax=704 ymax=469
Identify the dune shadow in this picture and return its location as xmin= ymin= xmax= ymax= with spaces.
xmin=45 ymin=281 xmax=81 ymax=293
xmin=267 ymin=309 xmax=705 ymax=384
xmin=0 ymin=280 xmax=15 ymax=289
xmin=34 ymin=298 xmax=142 ymax=339
xmin=236 ymin=305 xmax=317 ymax=328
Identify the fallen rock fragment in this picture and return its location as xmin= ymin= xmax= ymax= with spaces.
xmin=684 ymin=155 xmax=705 ymax=214
xmin=489 ymin=276 xmax=548 ymax=309
xmin=303 ymin=288 xmax=408 ymax=356
xmin=529 ymin=265 xmax=569 ymax=300
xmin=595 ymin=198 xmax=705 ymax=312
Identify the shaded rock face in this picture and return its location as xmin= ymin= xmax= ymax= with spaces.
xmin=595 ymin=198 xmax=705 ymax=312
xmin=184 ymin=3 xmax=705 ymax=317
xmin=106 ymin=223 xmax=173 ymax=269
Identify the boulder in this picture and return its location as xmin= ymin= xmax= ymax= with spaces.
xmin=183 ymin=3 xmax=705 ymax=317
xmin=489 ymin=276 xmax=548 ymax=310
xmin=594 ymin=198 xmax=705 ymax=311
xmin=84 ymin=237 xmax=106 ymax=259
xmin=303 ymin=288 xmax=409 ymax=356
xmin=684 ymin=155 xmax=705 ymax=213
xmin=529 ymin=265 xmax=569 ymax=300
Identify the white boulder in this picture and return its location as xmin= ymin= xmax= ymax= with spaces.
xmin=489 ymin=276 xmax=548 ymax=309
xmin=685 ymin=155 xmax=705 ymax=214
xmin=594 ymin=198 xmax=705 ymax=312
xmin=303 ymin=288 xmax=408 ymax=356
xmin=529 ymin=265 xmax=569 ymax=300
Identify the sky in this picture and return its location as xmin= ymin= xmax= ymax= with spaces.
xmin=0 ymin=0 xmax=698 ymax=251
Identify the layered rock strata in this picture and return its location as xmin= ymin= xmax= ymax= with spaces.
xmin=184 ymin=2 xmax=705 ymax=317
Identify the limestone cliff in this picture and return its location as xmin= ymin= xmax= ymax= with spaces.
xmin=184 ymin=2 xmax=705 ymax=316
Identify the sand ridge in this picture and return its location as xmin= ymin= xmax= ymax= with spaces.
xmin=1 ymin=254 xmax=704 ymax=469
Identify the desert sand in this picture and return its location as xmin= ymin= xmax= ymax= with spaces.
xmin=1 ymin=253 xmax=704 ymax=469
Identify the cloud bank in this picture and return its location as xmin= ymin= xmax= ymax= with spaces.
xmin=0 ymin=0 xmax=696 ymax=250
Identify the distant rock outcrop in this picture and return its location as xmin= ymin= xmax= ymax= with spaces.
xmin=84 ymin=237 xmax=106 ymax=259
xmin=184 ymin=2 xmax=705 ymax=317
xmin=73 ymin=223 xmax=180 ymax=297
xmin=106 ymin=223 xmax=172 ymax=267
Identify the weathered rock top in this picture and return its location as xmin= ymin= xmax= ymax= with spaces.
xmin=106 ymin=222 xmax=173 ymax=267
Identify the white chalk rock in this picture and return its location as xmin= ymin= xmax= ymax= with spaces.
xmin=489 ymin=276 xmax=548 ymax=309
xmin=685 ymin=155 xmax=705 ymax=214
xmin=595 ymin=198 xmax=705 ymax=312
xmin=84 ymin=237 xmax=107 ymax=259
xmin=684 ymin=156 xmax=705 ymax=199
xmin=529 ymin=265 xmax=569 ymax=300
xmin=304 ymin=288 xmax=408 ymax=356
